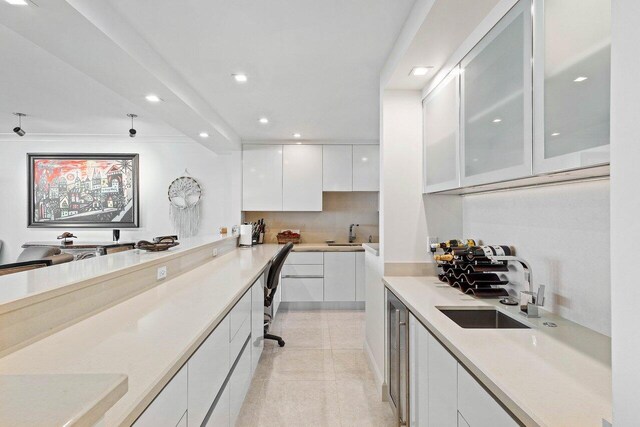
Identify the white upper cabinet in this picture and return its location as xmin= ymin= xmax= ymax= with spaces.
xmin=242 ymin=145 xmax=283 ymax=211
xmin=533 ymin=0 xmax=611 ymax=174
xmin=353 ymin=145 xmax=380 ymax=191
xmin=423 ymin=67 xmax=461 ymax=193
xmin=323 ymin=145 xmax=353 ymax=191
xmin=460 ymin=0 xmax=532 ymax=187
xmin=282 ymin=144 xmax=323 ymax=211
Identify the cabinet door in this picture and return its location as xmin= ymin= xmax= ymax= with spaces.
xmin=283 ymin=144 xmax=323 ymax=211
xmin=188 ymin=317 xmax=230 ymax=427
xmin=324 ymin=252 xmax=356 ymax=301
xmin=251 ymin=277 xmax=265 ymax=375
xmin=323 ymin=145 xmax=353 ymax=191
xmin=176 ymin=411 xmax=187 ymax=427
xmin=229 ymin=342 xmax=252 ymax=426
xmin=355 ymin=252 xmax=365 ymax=301
xmin=133 ymin=365 xmax=187 ymax=427
xmin=409 ymin=314 xmax=429 ymax=427
xmin=457 ymin=365 xmax=518 ymax=427
xmin=281 ymin=277 xmax=324 ymax=302
xmin=428 ymin=333 xmax=457 ymax=427
xmin=353 ymin=145 xmax=380 ymax=191
xmin=460 ymin=0 xmax=532 ymax=187
xmin=242 ymin=144 xmax=283 ymax=211
xmin=533 ymin=0 xmax=611 ymax=173
xmin=205 ymin=385 xmax=230 ymax=427
xmin=423 ymin=67 xmax=460 ymax=193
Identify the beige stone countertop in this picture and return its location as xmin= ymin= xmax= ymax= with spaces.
xmin=0 ymin=244 xmax=280 ymax=427
xmin=362 ymin=243 xmax=379 ymax=256
xmin=290 ymin=243 xmax=366 ymax=252
xmin=384 ymin=276 xmax=612 ymax=427
xmin=0 ymin=234 xmax=237 ymax=315
xmin=0 ymin=374 xmax=127 ymax=427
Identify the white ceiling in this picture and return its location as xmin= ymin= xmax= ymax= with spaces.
xmin=386 ymin=0 xmax=500 ymax=91
xmin=0 ymin=0 xmax=416 ymax=148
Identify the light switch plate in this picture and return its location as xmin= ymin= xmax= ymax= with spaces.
xmin=157 ymin=266 xmax=168 ymax=280
xmin=212 ymin=248 xmax=218 ymax=257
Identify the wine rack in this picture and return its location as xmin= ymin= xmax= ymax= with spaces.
xmin=434 ymin=242 xmax=512 ymax=298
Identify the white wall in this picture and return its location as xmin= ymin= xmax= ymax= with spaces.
xmin=0 ymin=139 xmax=241 ymax=264
xmin=611 ymin=0 xmax=640 ymax=424
xmin=463 ymin=180 xmax=610 ymax=336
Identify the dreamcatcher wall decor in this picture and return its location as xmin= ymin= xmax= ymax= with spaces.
xmin=168 ymin=170 xmax=203 ymax=238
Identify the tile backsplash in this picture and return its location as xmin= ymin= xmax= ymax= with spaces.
xmin=244 ymin=192 xmax=379 ymax=244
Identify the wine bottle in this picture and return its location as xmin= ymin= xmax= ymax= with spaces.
xmin=465 ymin=245 xmax=512 ymax=260
xmin=430 ymin=239 xmax=477 ymax=250
xmin=434 ymin=254 xmax=455 ymax=262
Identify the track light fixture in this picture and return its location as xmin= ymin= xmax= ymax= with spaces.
xmin=127 ymin=113 xmax=138 ymax=138
xmin=12 ymin=112 xmax=26 ymax=137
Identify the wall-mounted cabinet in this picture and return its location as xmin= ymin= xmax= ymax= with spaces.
xmin=533 ymin=0 xmax=611 ymax=174
xmin=323 ymin=145 xmax=353 ymax=191
xmin=460 ymin=0 xmax=532 ymax=187
xmin=422 ymin=0 xmax=610 ymax=194
xmin=242 ymin=145 xmax=283 ymax=211
xmin=353 ymin=145 xmax=380 ymax=191
xmin=283 ymin=144 xmax=323 ymax=211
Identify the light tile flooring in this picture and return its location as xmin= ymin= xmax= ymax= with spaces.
xmin=236 ymin=309 xmax=396 ymax=426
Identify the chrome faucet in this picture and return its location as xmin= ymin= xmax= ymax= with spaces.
xmin=489 ymin=255 xmax=545 ymax=318
xmin=348 ymin=224 xmax=359 ymax=243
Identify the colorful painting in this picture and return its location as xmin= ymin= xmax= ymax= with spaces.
xmin=28 ymin=154 xmax=139 ymax=228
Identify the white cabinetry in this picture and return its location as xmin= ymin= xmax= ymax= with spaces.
xmin=251 ymin=277 xmax=265 ymax=375
xmin=323 ymin=145 xmax=353 ymax=191
xmin=353 ymin=145 xmax=380 ymax=191
xmin=460 ymin=0 xmax=532 ymax=187
xmin=427 ymin=331 xmax=457 ymax=427
xmin=409 ymin=314 xmax=429 ymax=427
xmin=355 ymin=252 xmax=365 ymax=301
xmin=324 ymin=252 xmax=356 ymax=301
xmin=205 ymin=387 xmax=229 ymax=427
xmin=188 ymin=317 xmax=230 ymax=427
xmin=457 ymin=365 xmax=518 ymax=427
xmin=283 ymin=144 xmax=323 ymax=211
xmin=229 ymin=340 xmax=252 ymax=426
xmin=133 ymin=365 xmax=187 ymax=427
xmin=423 ymin=67 xmax=460 ymax=193
xmin=242 ymin=144 xmax=283 ymax=211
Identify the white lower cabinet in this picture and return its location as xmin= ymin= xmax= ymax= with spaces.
xmin=251 ymin=278 xmax=265 ymax=375
xmin=133 ymin=365 xmax=187 ymax=427
xmin=324 ymin=252 xmax=356 ymax=301
xmin=458 ymin=412 xmax=471 ymax=427
xmin=457 ymin=365 xmax=517 ymax=427
xmin=355 ymin=252 xmax=365 ymax=301
xmin=409 ymin=314 xmax=429 ymax=427
xmin=229 ymin=342 xmax=252 ymax=426
xmin=427 ymin=331 xmax=458 ymax=427
xmin=205 ymin=387 xmax=229 ymax=427
xmin=176 ymin=411 xmax=187 ymax=427
xmin=188 ymin=317 xmax=230 ymax=427
xmin=281 ymin=277 xmax=324 ymax=301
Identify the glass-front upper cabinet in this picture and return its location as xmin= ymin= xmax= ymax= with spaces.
xmin=423 ymin=66 xmax=460 ymax=193
xmin=460 ymin=0 xmax=532 ymax=187
xmin=533 ymin=0 xmax=611 ymax=174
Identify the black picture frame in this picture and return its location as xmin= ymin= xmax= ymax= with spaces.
xmin=28 ymin=153 xmax=140 ymax=228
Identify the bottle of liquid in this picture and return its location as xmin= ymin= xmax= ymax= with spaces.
xmin=465 ymin=245 xmax=512 ymax=260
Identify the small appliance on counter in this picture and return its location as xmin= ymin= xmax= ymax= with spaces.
xmin=239 ymin=224 xmax=253 ymax=247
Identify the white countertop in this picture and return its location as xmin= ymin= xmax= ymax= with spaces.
xmin=0 ymin=234 xmax=236 ymax=315
xmin=362 ymin=243 xmax=379 ymax=256
xmin=384 ymin=276 xmax=612 ymax=427
xmin=291 ymin=243 xmax=365 ymax=252
xmin=0 ymin=374 xmax=127 ymax=427
xmin=0 ymin=244 xmax=280 ymax=426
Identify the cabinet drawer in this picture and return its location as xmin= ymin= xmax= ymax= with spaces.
xmin=457 ymin=364 xmax=518 ymax=427
xmin=281 ymin=278 xmax=324 ymax=302
xmin=229 ymin=341 xmax=252 ymax=426
xmin=133 ymin=365 xmax=187 ymax=427
xmin=205 ymin=386 xmax=230 ymax=427
xmin=281 ymin=264 xmax=324 ymax=277
xmin=285 ymin=252 xmax=323 ymax=265
xmin=230 ymin=312 xmax=251 ymax=364
xmin=229 ymin=291 xmax=251 ymax=342
xmin=188 ymin=316 xmax=230 ymax=427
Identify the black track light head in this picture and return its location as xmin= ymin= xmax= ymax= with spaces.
xmin=12 ymin=112 xmax=26 ymax=137
xmin=127 ymin=113 xmax=138 ymax=138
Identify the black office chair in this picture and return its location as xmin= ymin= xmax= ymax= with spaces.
xmin=264 ymin=242 xmax=293 ymax=347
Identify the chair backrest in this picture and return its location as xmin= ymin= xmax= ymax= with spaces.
xmin=265 ymin=243 xmax=293 ymax=307
xmin=0 ymin=260 xmax=53 ymax=276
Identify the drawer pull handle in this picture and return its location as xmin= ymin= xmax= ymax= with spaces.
xmin=282 ymin=275 xmax=324 ymax=279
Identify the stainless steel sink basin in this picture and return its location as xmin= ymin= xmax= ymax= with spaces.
xmin=438 ymin=308 xmax=530 ymax=329
xmin=327 ymin=243 xmax=362 ymax=247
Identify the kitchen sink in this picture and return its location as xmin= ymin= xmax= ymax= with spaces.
xmin=327 ymin=243 xmax=362 ymax=246
xmin=438 ymin=308 xmax=530 ymax=329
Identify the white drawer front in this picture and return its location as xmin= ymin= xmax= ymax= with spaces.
xmin=229 ymin=291 xmax=251 ymax=342
xmin=133 ymin=365 xmax=187 ymax=427
xmin=285 ymin=252 xmax=324 ymax=265
xmin=230 ymin=313 xmax=251 ymax=364
xmin=281 ymin=278 xmax=324 ymax=302
xmin=205 ymin=386 xmax=230 ymax=427
xmin=229 ymin=343 xmax=252 ymax=426
xmin=281 ymin=264 xmax=324 ymax=277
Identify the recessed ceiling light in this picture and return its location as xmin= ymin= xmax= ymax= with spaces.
xmin=492 ymin=118 xmax=502 ymax=123
xmin=233 ymin=74 xmax=247 ymax=83
xmin=293 ymin=133 xmax=301 ymax=139
xmin=199 ymin=132 xmax=209 ymax=138
xmin=409 ymin=66 xmax=433 ymax=77
xmin=551 ymin=132 xmax=560 ymax=136
xmin=296 ymin=142 xmax=302 ymax=145
xmin=259 ymin=117 xmax=269 ymax=124
xmin=145 ymin=94 xmax=161 ymax=103
xmin=574 ymin=76 xmax=588 ymax=82
xmin=5 ymin=0 xmax=28 ymax=5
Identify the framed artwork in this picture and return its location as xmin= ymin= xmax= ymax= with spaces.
xmin=28 ymin=153 xmax=139 ymax=228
